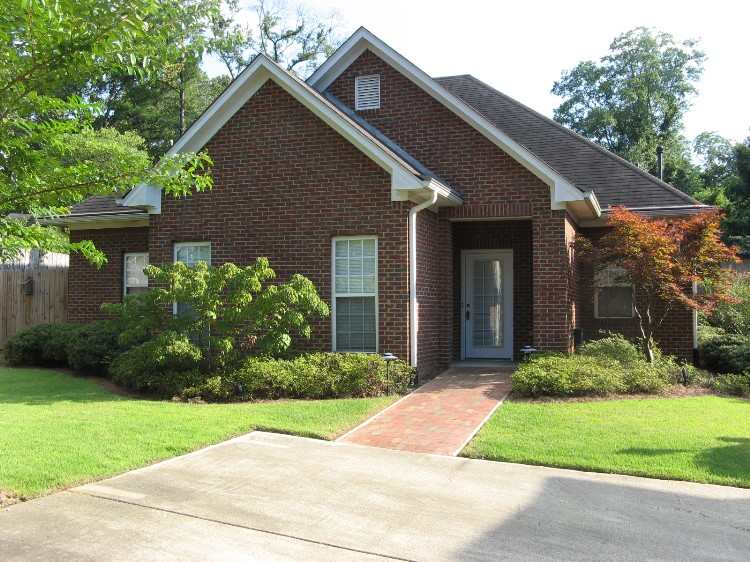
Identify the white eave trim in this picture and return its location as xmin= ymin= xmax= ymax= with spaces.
xmin=308 ymin=27 xmax=598 ymax=218
xmin=40 ymin=213 xmax=150 ymax=230
xmin=122 ymin=54 xmax=448 ymax=211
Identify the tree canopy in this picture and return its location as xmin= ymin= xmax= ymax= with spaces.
xmin=552 ymin=27 xmax=705 ymax=188
xmin=1 ymin=0 xmax=214 ymax=264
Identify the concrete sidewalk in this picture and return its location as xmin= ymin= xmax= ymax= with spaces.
xmin=338 ymin=366 xmax=513 ymax=455
xmin=2 ymin=432 xmax=749 ymax=561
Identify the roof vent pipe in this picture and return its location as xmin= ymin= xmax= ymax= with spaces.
xmin=656 ymin=145 xmax=664 ymax=181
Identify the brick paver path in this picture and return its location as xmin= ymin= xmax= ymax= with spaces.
xmin=338 ymin=366 xmax=514 ymax=456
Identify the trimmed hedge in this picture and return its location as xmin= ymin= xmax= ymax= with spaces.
xmin=65 ymin=320 xmax=122 ymax=372
xmin=701 ymin=333 xmax=750 ymax=375
xmin=108 ymin=333 xmax=205 ymax=397
xmin=185 ymin=353 xmax=414 ymax=401
xmin=4 ymin=323 xmax=80 ymax=366
xmin=4 ymin=320 xmax=125 ymax=373
xmin=513 ymin=335 xmax=676 ymax=398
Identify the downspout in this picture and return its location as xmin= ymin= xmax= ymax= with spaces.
xmin=409 ymin=186 xmax=439 ymax=368
xmin=693 ymin=280 xmax=699 ymax=365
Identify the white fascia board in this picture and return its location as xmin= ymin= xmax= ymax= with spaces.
xmin=308 ymin=28 xmax=594 ymax=214
xmin=123 ymin=55 xmax=427 ymax=211
xmin=121 ymin=182 xmax=161 ymax=213
xmin=41 ymin=214 xmax=149 ymax=230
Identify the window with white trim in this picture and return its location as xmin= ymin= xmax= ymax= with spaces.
xmin=595 ymin=266 xmax=634 ymax=318
xmin=124 ymin=252 xmax=148 ymax=296
xmin=355 ymin=75 xmax=380 ymax=110
xmin=333 ymin=237 xmax=377 ymax=352
xmin=174 ymin=242 xmax=211 ymax=316
xmin=174 ymin=241 xmax=210 ymax=267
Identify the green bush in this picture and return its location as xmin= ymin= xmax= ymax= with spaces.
xmin=621 ymin=361 xmax=673 ymax=394
xmin=706 ymin=373 xmax=750 ymax=397
xmin=4 ymin=323 xmax=79 ymax=366
xmin=66 ymin=320 xmax=122 ymax=373
xmin=707 ymin=272 xmax=750 ymax=336
xmin=701 ymin=333 xmax=750 ymax=374
xmin=579 ymin=333 xmax=642 ymax=365
xmin=512 ymin=354 xmax=626 ymax=397
xmin=513 ymin=340 xmax=679 ymax=398
xmin=186 ymin=352 xmax=414 ymax=401
xmin=108 ymin=332 xmax=204 ymax=397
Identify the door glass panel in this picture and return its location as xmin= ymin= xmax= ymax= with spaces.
xmin=472 ymin=259 xmax=503 ymax=348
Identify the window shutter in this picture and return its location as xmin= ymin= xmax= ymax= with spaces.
xmin=355 ymin=75 xmax=380 ymax=110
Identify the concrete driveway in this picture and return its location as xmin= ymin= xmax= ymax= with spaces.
xmin=2 ymin=432 xmax=749 ymax=561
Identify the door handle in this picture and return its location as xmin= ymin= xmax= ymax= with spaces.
xmin=465 ymin=303 xmax=470 ymax=320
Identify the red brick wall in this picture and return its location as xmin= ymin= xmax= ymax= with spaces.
xmin=415 ymin=209 xmax=451 ymax=377
xmin=68 ymin=227 xmax=149 ymax=322
xmin=147 ymin=79 xmax=412 ymax=357
xmin=327 ymin=50 xmax=575 ymax=355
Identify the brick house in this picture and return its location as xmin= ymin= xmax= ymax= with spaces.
xmin=53 ymin=28 xmax=708 ymax=377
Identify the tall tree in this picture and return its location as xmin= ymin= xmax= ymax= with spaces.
xmin=0 ymin=0 xmax=213 ymax=264
xmin=723 ymin=136 xmax=750 ymax=242
xmin=552 ymin=27 xmax=705 ymax=188
xmin=210 ymin=0 xmax=342 ymax=79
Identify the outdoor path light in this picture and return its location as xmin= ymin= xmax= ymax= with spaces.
xmin=381 ymin=353 xmax=397 ymax=395
xmin=521 ymin=346 xmax=537 ymax=361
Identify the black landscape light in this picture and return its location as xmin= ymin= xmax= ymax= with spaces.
xmin=520 ymin=346 xmax=537 ymax=361
xmin=381 ymin=353 xmax=397 ymax=395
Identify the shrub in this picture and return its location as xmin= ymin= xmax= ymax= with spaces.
xmin=707 ymin=272 xmax=750 ymax=336
xmin=186 ymin=352 xmax=414 ymax=401
xmin=512 ymin=354 xmax=625 ymax=397
xmin=109 ymin=332 xmax=204 ymax=397
xmin=621 ymin=361 xmax=673 ymax=394
xmin=4 ymin=323 xmax=78 ymax=366
xmin=578 ymin=333 xmax=641 ymax=366
xmin=66 ymin=320 xmax=122 ymax=373
xmin=701 ymin=333 xmax=750 ymax=374
xmin=513 ymin=343 xmax=678 ymax=397
xmin=706 ymin=373 xmax=750 ymax=397
xmin=102 ymin=258 xmax=330 ymax=370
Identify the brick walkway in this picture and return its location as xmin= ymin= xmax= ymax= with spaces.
xmin=337 ymin=366 xmax=514 ymax=456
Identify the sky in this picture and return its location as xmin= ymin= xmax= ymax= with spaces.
xmin=205 ymin=0 xmax=749 ymax=146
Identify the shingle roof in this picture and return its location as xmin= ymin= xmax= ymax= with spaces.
xmin=68 ymin=195 xmax=142 ymax=216
xmin=435 ymin=74 xmax=704 ymax=212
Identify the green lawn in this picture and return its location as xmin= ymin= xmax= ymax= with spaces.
xmin=463 ymin=396 xmax=750 ymax=488
xmin=0 ymin=365 xmax=397 ymax=501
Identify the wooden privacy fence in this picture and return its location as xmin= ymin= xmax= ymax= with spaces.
xmin=0 ymin=268 xmax=68 ymax=347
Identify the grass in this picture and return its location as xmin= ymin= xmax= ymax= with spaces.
xmin=463 ymin=396 xmax=750 ymax=488
xmin=0 ymin=365 xmax=397 ymax=501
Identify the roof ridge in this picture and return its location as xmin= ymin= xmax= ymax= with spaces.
xmin=437 ymin=74 xmax=701 ymax=207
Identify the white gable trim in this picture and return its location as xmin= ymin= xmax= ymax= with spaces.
xmin=122 ymin=55 xmax=455 ymax=211
xmin=308 ymin=28 xmax=599 ymax=219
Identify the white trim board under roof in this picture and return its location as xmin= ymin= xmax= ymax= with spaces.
xmin=123 ymin=55 xmax=461 ymax=213
xmin=308 ymin=27 xmax=600 ymax=221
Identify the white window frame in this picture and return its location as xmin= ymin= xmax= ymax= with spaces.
xmin=173 ymin=241 xmax=211 ymax=267
xmin=332 ymin=236 xmax=378 ymax=353
xmin=355 ymin=75 xmax=380 ymax=110
xmin=123 ymin=252 xmax=149 ymax=297
xmin=594 ymin=266 xmax=635 ymax=319
xmin=173 ymin=242 xmax=211 ymax=314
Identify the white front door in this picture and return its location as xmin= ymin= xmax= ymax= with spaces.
xmin=462 ymin=250 xmax=513 ymax=359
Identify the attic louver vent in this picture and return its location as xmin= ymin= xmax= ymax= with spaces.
xmin=355 ymin=75 xmax=380 ymax=110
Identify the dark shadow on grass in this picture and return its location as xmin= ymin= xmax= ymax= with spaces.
xmin=618 ymin=434 xmax=750 ymax=486
xmin=0 ymin=368 xmax=131 ymax=405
